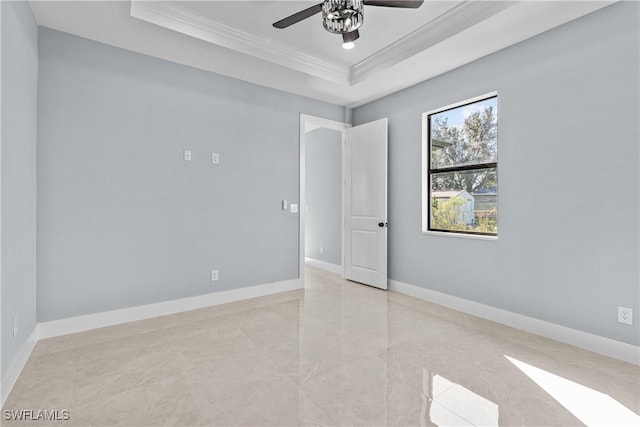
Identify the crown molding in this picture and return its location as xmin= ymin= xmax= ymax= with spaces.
xmin=130 ymin=1 xmax=612 ymax=94
xmin=130 ymin=1 xmax=350 ymax=85
xmin=131 ymin=1 xmax=516 ymax=89
xmin=350 ymin=1 xmax=515 ymax=84
xmin=33 ymin=0 xmax=618 ymax=105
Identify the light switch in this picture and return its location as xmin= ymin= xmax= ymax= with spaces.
xmin=290 ymin=204 xmax=298 ymax=213
xmin=282 ymin=200 xmax=288 ymax=211
xmin=184 ymin=150 xmax=192 ymax=161
xmin=211 ymin=153 xmax=220 ymax=164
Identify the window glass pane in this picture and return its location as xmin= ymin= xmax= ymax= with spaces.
xmin=430 ymin=97 xmax=497 ymax=169
xmin=430 ymin=168 xmax=497 ymax=234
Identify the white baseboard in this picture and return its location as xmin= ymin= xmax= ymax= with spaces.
xmin=39 ymin=278 xmax=303 ymax=340
xmin=389 ymin=279 xmax=640 ymax=366
xmin=1 ymin=326 xmax=39 ymax=406
xmin=305 ymin=257 xmax=342 ymax=275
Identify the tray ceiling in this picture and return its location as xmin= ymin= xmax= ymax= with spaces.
xmin=30 ymin=1 xmax=614 ymax=107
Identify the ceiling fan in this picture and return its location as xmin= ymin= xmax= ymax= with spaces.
xmin=273 ymin=0 xmax=424 ymax=49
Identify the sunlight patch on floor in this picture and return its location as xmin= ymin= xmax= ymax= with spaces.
xmin=505 ymin=355 xmax=640 ymax=427
xmin=422 ymin=369 xmax=499 ymax=426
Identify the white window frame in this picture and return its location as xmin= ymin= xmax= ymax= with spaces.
xmin=421 ymin=92 xmax=499 ymax=240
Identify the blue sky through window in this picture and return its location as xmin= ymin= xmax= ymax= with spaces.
xmin=433 ymin=97 xmax=497 ymax=128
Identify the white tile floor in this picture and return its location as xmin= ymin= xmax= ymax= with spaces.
xmin=3 ymin=266 xmax=639 ymax=426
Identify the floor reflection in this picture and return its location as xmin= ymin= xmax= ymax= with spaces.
xmin=506 ymin=355 xmax=640 ymax=426
xmin=3 ymin=266 xmax=638 ymax=426
xmin=421 ymin=371 xmax=499 ymax=426
xmin=299 ymin=266 xmax=639 ymax=426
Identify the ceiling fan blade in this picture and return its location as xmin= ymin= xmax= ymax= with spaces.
xmin=273 ymin=3 xmax=324 ymax=29
xmin=363 ymin=0 xmax=424 ymax=8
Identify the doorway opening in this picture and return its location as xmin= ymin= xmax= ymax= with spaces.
xmin=298 ymin=114 xmax=349 ymax=282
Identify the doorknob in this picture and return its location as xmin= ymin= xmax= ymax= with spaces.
xmin=378 ymin=222 xmax=388 ymax=228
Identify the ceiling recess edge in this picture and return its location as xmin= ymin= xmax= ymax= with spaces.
xmin=130 ymin=0 xmax=350 ymax=85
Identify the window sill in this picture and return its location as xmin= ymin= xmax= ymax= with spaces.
xmin=422 ymin=230 xmax=498 ymax=241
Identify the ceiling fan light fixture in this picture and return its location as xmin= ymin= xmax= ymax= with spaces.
xmin=342 ymin=30 xmax=359 ymax=49
xmin=322 ymin=0 xmax=364 ymax=34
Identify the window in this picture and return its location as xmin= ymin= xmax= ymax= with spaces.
xmin=423 ymin=95 xmax=498 ymax=236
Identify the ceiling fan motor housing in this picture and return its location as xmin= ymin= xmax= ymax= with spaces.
xmin=322 ymin=0 xmax=364 ymax=34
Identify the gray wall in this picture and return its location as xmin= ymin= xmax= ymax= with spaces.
xmin=305 ymin=127 xmax=342 ymax=265
xmin=37 ymin=28 xmax=344 ymax=322
xmin=353 ymin=2 xmax=640 ymax=345
xmin=1 ymin=1 xmax=38 ymax=376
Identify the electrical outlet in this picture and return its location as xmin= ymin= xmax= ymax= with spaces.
xmin=183 ymin=150 xmax=192 ymax=161
xmin=290 ymin=204 xmax=298 ymax=213
xmin=211 ymin=269 xmax=219 ymax=282
xmin=282 ymin=200 xmax=288 ymax=211
xmin=13 ymin=316 xmax=18 ymax=338
xmin=211 ymin=153 xmax=220 ymax=164
xmin=618 ymin=307 xmax=633 ymax=325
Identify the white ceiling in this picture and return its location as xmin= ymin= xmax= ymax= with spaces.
xmin=29 ymin=1 xmax=614 ymax=107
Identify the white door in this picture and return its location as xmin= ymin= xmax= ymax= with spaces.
xmin=344 ymin=118 xmax=388 ymax=290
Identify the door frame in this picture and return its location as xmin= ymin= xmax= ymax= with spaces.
xmin=299 ymin=114 xmax=350 ymax=282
